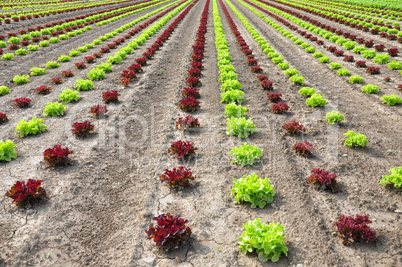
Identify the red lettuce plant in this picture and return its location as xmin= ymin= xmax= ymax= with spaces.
xmin=247 ymin=58 xmax=257 ymax=66
xmin=143 ymin=51 xmax=153 ymax=59
xmin=185 ymin=76 xmax=201 ymax=87
xmin=21 ymin=41 xmax=30 ymax=46
xmin=308 ymin=168 xmax=338 ymax=192
xmin=84 ymin=56 xmax=96 ymax=63
xmin=43 ymin=145 xmax=73 ymax=166
xmin=257 ymin=74 xmax=268 ymax=81
xmin=356 ymin=61 xmax=366 ymax=68
xmin=267 ymin=92 xmax=282 ymax=102
xmin=107 ymin=43 xmax=117 ymax=49
xmin=100 ymin=47 xmax=110 ymax=53
xmin=356 ymin=38 xmax=365 ymax=44
xmin=102 ymin=90 xmax=120 ymax=103
xmin=89 ymin=105 xmax=107 ymax=118
xmin=176 ymin=116 xmax=200 ymax=131
xmin=191 ymin=61 xmax=203 ymax=69
xmin=0 ymin=112 xmax=8 ymax=123
xmin=121 ymin=70 xmax=136 ymax=79
xmin=327 ymin=46 xmax=336 ymax=52
xmin=283 ymin=120 xmax=305 ymax=134
xmin=120 ymin=77 xmax=130 ymax=87
xmin=5 ymin=179 xmax=46 ymax=207
xmin=370 ymin=29 xmax=379 ymax=35
xmin=93 ymin=53 xmax=102 ymax=58
xmin=387 ymin=35 xmax=397 ymax=40
xmin=75 ymin=62 xmax=86 ymax=69
xmin=35 ymin=85 xmax=52 ymax=95
xmin=192 ymin=54 xmax=203 ymax=62
xmin=168 ymin=140 xmax=197 ymax=160
xmin=187 ymin=68 xmax=202 ymax=77
xmin=398 ymin=37 xmax=402 ymax=44
xmin=250 ymin=65 xmax=262 ymax=73
xmin=178 ymin=97 xmax=200 ymax=112
xmin=366 ymin=67 xmax=380 ymax=74
xmin=135 ymin=57 xmax=147 ymax=66
xmin=374 ymin=44 xmax=385 ymax=52
xmin=384 ymin=77 xmax=391 ymax=82
xmin=349 ymin=35 xmax=356 ymax=41
xmin=316 ymin=40 xmax=324 ymax=45
xmin=160 ymin=166 xmax=195 ymax=187
xmin=9 ymin=44 xmax=19 ymax=50
xmin=182 ymin=87 xmax=200 ymax=98
xmin=293 ymin=141 xmax=315 ymax=157
xmin=334 ymin=214 xmax=376 ymax=245
xmin=128 ymin=64 xmax=143 ymax=73
xmin=271 ymin=102 xmax=289 ymax=114
xmin=261 ymin=80 xmax=273 ymax=90
xmin=364 ymin=40 xmax=374 ymax=48
xmin=343 ymin=56 xmax=354 ymax=62
xmin=72 ymin=121 xmax=94 ymax=136
xmin=387 ymin=48 xmax=399 ymax=56
xmin=145 ymin=213 xmax=191 ymax=251
xmin=13 ymin=97 xmax=31 ymax=107
xmin=380 ymin=32 xmax=388 ymax=38
xmin=62 ymin=70 xmax=74 ymax=77
xmin=51 ymin=77 xmax=63 ymax=84
xmin=334 ymin=50 xmax=344 ymax=57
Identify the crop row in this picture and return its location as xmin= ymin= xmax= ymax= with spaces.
xmin=0 ymin=0 xmax=174 ymax=57
xmin=0 ymin=0 xmax=134 ymax=20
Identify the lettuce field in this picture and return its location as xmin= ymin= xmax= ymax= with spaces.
xmin=0 ymin=0 xmax=401 ymax=265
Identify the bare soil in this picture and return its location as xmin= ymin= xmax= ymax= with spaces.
xmin=0 ymin=0 xmax=401 ymax=266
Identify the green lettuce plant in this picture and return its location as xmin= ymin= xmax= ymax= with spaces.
xmin=299 ymin=87 xmax=316 ymax=97
xmin=69 ymin=49 xmax=81 ymax=57
xmin=13 ymin=75 xmax=29 ymax=84
xmin=306 ymin=93 xmax=327 ymax=107
xmin=226 ymin=117 xmax=257 ymax=138
xmin=221 ymin=79 xmax=242 ymax=91
xmin=361 ymin=84 xmax=379 ymax=94
xmin=58 ymin=88 xmax=80 ymax=103
xmin=362 ymin=50 xmax=377 ymax=59
xmin=278 ymin=62 xmax=289 ymax=70
xmin=2 ymin=53 xmax=14 ymax=60
xmin=39 ymin=40 xmax=50 ymax=47
xmin=337 ymin=68 xmax=350 ymax=76
xmin=313 ymin=52 xmax=323 ymax=58
xmin=0 ymin=140 xmax=17 ymax=161
xmin=15 ymin=49 xmax=28 ymax=55
xmin=238 ymin=219 xmax=287 ymax=262
xmin=330 ymin=62 xmax=342 ymax=69
xmin=74 ymin=79 xmax=94 ymax=91
xmin=221 ymin=90 xmax=245 ymax=104
xmin=87 ymin=68 xmax=106 ymax=81
xmin=0 ymin=85 xmax=10 ymax=95
xmin=380 ymin=167 xmax=402 ymax=188
xmin=231 ymin=173 xmax=275 ymax=208
xmin=344 ymin=131 xmax=367 ymax=148
xmin=325 ymin=111 xmax=345 ymax=124
xmin=284 ymin=68 xmax=298 ymax=76
xmin=27 ymin=45 xmax=39 ymax=51
xmin=289 ymin=74 xmax=304 ymax=85
xmin=97 ymin=62 xmax=113 ymax=73
xmin=229 ymin=143 xmax=263 ymax=166
xmin=319 ymin=56 xmax=330 ymax=63
xmin=15 ymin=117 xmax=48 ymax=137
xmin=224 ymin=103 xmax=247 ymax=117
xmin=43 ymin=102 xmax=66 ymax=116
xmin=388 ymin=60 xmax=402 ymax=70
xmin=349 ymin=75 xmax=364 ymax=83
xmin=57 ymin=55 xmax=71 ymax=62
xmin=30 ymin=67 xmax=46 ymax=76
xmin=381 ymin=95 xmax=402 ymax=106
xmin=46 ymin=61 xmax=59 ymax=68
xmin=373 ymin=54 xmax=390 ymax=64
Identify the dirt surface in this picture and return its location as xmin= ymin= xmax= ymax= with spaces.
xmin=0 ymin=0 xmax=401 ymax=266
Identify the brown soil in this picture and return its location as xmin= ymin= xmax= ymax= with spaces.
xmin=0 ymin=0 xmax=401 ymax=266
